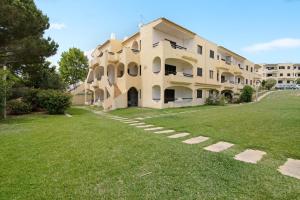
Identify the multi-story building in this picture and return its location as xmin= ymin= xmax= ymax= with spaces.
xmin=260 ymin=63 xmax=300 ymax=85
xmin=85 ymin=18 xmax=262 ymax=110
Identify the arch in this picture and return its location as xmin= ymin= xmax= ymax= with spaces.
xmin=152 ymin=85 xmax=161 ymax=101
xmin=87 ymin=70 xmax=94 ymax=83
xmin=127 ymin=87 xmax=138 ymax=107
xmin=94 ymin=66 xmax=104 ymax=80
xmin=97 ymin=51 xmax=103 ymax=57
xmin=107 ymin=64 xmax=115 ymax=85
xmin=221 ymin=90 xmax=233 ymax=102
xmin=164 ymin=86 xmax=192 ymax=103
xmin=152 ymin=57 xmax=161 ymax=74
xmin=221 ymin=71 xmax=235 ymax=84
xmin=95 ymin=88 xmax=104 ymax=102
xmin=131 ymin=41 xmax=139 ymax=52
xmin=117 ymin=63 xmax=125 ymax=78
xmin=165 ymin=58 xmax=193 ymax=77
xmin=128 ymin=62 xmax=138 ymax=76
xmin=235 ymin=74 xmax=245 ymax=84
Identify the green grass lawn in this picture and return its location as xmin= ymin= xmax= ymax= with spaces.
xmin=1 ymin=91 xmax=300 ymax=199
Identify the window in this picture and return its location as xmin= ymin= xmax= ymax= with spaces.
xmin=287 ymin=80 xmax=290 ymax=84
xmin=209 ymin=50 xmax=214 ymax=59
xmin=250 ymin=80 xmax=252 ymax=85
xmin=197 ymin=45 xmax=203 ymax=55
xmin=246 ymin=65 xmax=249 ymax=71
xmin=287 ymin=73 xmax=290 ymax=77
xmin=267 ymin=74 xmax=272 ymax=77
xmin=209 ymin=70 xmax=214 ymax=79
xmin=279 ymin=66 xmax=285 ymax=69
xmin=287 ymin=66 xmax=290 ymax=69
xmin=197 ymin=68 xmax=203 ymax=76
xmin=197 ymin=89 xmax=203 ymax=98
xmin=280 ymin=73 xmax=283 ymax=76
xmin=217 ymin=55 xmax=220 ymax=60
xmin=246 ymin=79 xmax=248 ymax=84
xmin=251 ymin=67 xmax=253 ymax=72
xmin=278 ymin=80 xmax=283 ymax=84
xmin=139 ymin=65 xmax=141 ymax=76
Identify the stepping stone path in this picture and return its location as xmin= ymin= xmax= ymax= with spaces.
xmin=129 ymin=122 xmax=145 ymax=126
xmin=168 ymin=132 xmax=190 ymax=138
xmin=154 ymin=130 xmax=175 ymax=134
xmin=234 ymin=149 xmax=266 ymax=164
xmin=136 ymin=125 xmax=154 ymax=128
xmin=204 ymin=141 xmax=234 ymax=152
xmin=278 ymin=158 xmax=300 ymax=179
xmin=135 ymin=117 xmax=145 ymax=120
xmin=182 ymin=136 xmax=209 ymax=144
xmin=144 ymin=127 xmax=164 ymax=131
xmin=123 ymin=121 xmax=139 ymax=124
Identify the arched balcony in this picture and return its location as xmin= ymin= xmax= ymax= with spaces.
xmin=164 ymin=86 xmax=193 ymax=104
xmin=94 ymin=66 xmax=104 ymax=80
xmin=131 ymin=41 xmax=139 ymax=53
xmin=86 ymin=70 xmax=94 ymax=83
xmin=165 ymin=58 xmax=193 ymax=77
xmin=221 ymin=72 xmax=235 ymax=84
xmin=152 ymin=57 xmax=161 ymax=74
xmin=152 ymin=85 xmax=161 ymax=102
xmin=107 ymin=64 xmax=115 ymax=85
xmin=117 ymin=63 xmax=125 ymax=78
xmin=95 ymin=89 xmax=104 ymax=103
xmin=128 ymin=62 xmax=139 ymax=77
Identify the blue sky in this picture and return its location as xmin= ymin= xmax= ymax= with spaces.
xmin=35 ymin=0 xmax=300 ymax=66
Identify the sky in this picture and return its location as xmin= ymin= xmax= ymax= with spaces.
xmin=34 ymin=0 xmax=300 ymax=66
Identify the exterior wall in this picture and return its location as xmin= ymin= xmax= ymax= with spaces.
xmin=85 ymin=18 xmax=262 ymax=111
xmin=261 ymin=63 xmax=300 ymax=84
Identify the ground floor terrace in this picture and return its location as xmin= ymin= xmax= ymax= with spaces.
xmin=1 ymin=91 xmax=299 ymax=199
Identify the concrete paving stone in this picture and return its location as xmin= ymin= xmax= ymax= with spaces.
xmin=136 ymin=125 xmax=154 ymax=128
xmin=278 ymin=158 xmax=300 ymax=179
xmin=154 ymin=130 xmax=175 ymax=134
xmin=234 ymin=149 xmax=266 ymax=164
xmin=182 ymin=136 xmax=209 ymax=144
xmin=168 ymin=132 xmax=190 ymax=138
xmin=123 ymin=121 xmax=139 ymax=124
xmin=129 ymin=122 xmax=145 ymax=126
xmin=204 ymin=141 xmax=234 ymax=152
xmin=144 ymin=127 xmax=164 ymax=131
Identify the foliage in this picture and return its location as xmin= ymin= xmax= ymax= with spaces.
xmin=265 ymin=79 xmax=277 ymax=90
xmin=261 ymin=80 xmax=266 ymax=87
xmin=22 ymin=61 xmax=66 ymax=90
xmin=0 ymin=69 xmax=17 ymax=118
xmin=59 ymin=48 xmax=89 ymax=86
xmin=37 ymin=90 xmax=71 ymax=114
xmin=23 ymin=88 xmax=41 ymax=111
xmin=296 ymin=78 xmax=300 ymax=84
xmin=6 ymin=99 xmax=31 ymax=115
xmin=206 ymin=94 xmax=225 ymax=106
xmin=240 ymin=85 xmax=254 ymax=102
xmin=0 ymin=0 xmax=58 ymax=67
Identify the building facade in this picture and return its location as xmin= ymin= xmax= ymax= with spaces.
xmin=85 ymin=18 xmax=262 ymax=110
xmin=260 ymin=63 xmax=300 ymax=85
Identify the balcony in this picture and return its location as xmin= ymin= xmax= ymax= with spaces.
xmin=107 ymin=52 xmax=119 ymax=63
xmin=221 ymin=80 xmax=235 ymax=89
xmin=117 ymin=47 xmax=140 ymax=64
xmin=166 ymin=72 xmax=193 ymax=85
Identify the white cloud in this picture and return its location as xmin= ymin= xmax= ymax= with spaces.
xmin=49 ymin=23 xmax=66 ymax=30
xmin=84 ymin=49 xmax=94 ymax=60
xmin=243 ymin=38 xmax=300 ymax=53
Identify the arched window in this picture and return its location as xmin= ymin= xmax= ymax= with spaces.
xmin=128 ymin=62 xmax=138 ymax=76
xmin=131 ymin=41 xmax=139 ymax=53
xmin=152 ymin=85 xmax=161 ymax=102
xmin=152 ymin=57 xmax=161 ymax=74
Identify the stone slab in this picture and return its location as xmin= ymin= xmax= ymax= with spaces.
xmin=278 ymin=158 xmax=300 ymax=179
xmin=168 ymin=132 xmax=190 ymax=138
xmin=144 ymin=127 xmax=164 ymax=131
xmin=182 ymin=136 xmax=209 ymax=144
xmin=136 ymin=125 xmax=153 ymax=128
xmin=154 ymin=130 xmax=175 ymax=134
xmin=204 ymin=141 xmax=234 ymax=152
xmin=234 ymin=149 xmax=266 ymax=164
xmin=123 ymin=121 xmax=139 ymax=124
xmin=135 ymin=117 xmax=145 ymax=120
xmin=129 ymin=122 xmax=145 ymax=126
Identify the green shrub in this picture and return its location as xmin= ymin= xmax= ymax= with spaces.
xmin=240 ymin=85 xmax=254 ymax=102
xmin=37 ymin=90 xmax=71 ymax=114
xmin=7 ymin=99 xmax=31 ymax=115
xmin=23 ymin=88 xmax=40 ymax=111
xmin=206 ymin=94 xmax=225 ymax=106
xmin=265 ymin=79 xmax=277 ymax=90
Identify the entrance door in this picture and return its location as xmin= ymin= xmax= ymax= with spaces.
xmin=164 ymin=89 xmax=175 ymax=103
xmin=127 ymin=87 xmax=138 ymax=107
xmin=165 ymin=64 xmax=176 ymax=75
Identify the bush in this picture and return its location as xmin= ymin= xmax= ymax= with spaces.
xmin=296 ymin=78 xmax=300 ymax=84
xmin=7 ymin=99 xmax=31 ymax=115
xmin=265 ymin=79 xmax=277 ymax=90
xmin=206 ymin=94 xmax=225 ymax=106
xmin=37 ymin=90 xmax=71 ymax=114
xmin=240 ymin=85 xmax=254 ymax=103
xmin=23 ymin=88 xmax=40 ymax=111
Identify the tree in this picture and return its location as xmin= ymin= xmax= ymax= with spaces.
xmin=23 ymin=62 xmax=65 ymax=90
xmin=261 ymin=80 xmax=266 ymax=87
xmin=265 ymin=79 xmax=277 ymax=90
xmin=240 ymin=85 xmax=254 ymax=103
xmin=59 ymin=48 xmax=88 ymax=86
xmin=0 ymin=0 xmax=58 ymax=67
xmin=296 ymin=78 xmax=300 ymax=85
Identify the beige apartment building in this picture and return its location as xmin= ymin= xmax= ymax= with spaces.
xmin=85 ymin=18 xmax=262 ymax=110
xmin=260 ymin=63 xmax=300 ymax=85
